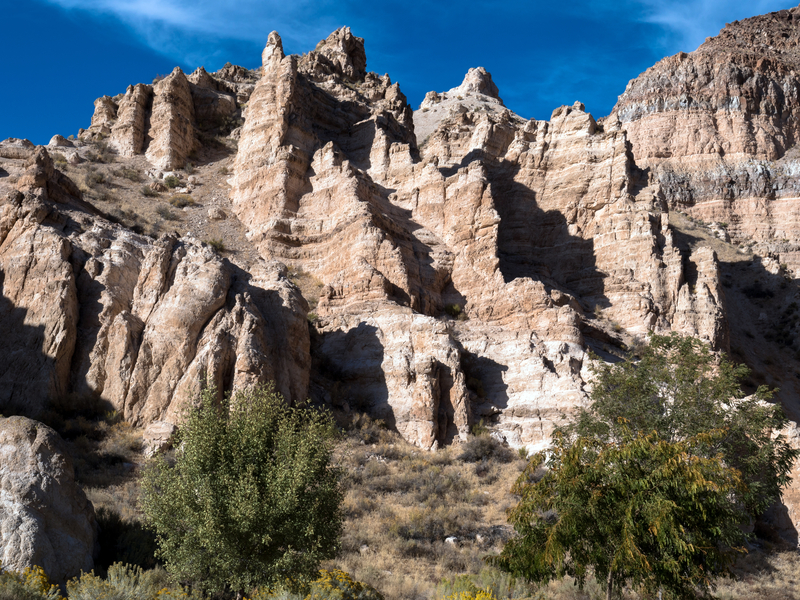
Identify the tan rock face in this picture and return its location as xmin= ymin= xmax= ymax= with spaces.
xmin=82 ymin=63 xmax=256 ymax=170
xmin=611 ymin=6 xmax=800 ymax=268
xmin=228 ymin=29 xmax=723 ymax=449
xmin=6 ymin=7 xmax=800 ymax=545
xmin=0 ymin=138 xmax=35 ymax=160
xmin=0 ymin=148 xmax=310 ymax=428
xmin=0 ymin=416 xmax=96 ymax=583
xmin=111 ymin=84 xmax=152 ymax=157
xmin=145 ymin=68 xmax=197 ymax=170
xmin=83 ymin=95 xmax=119 ymax=141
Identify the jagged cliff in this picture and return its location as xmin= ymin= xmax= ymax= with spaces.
xmin=0 ymin=21 xmax=764 ymax=452
xmin=3 ymin=9 xmax=800 ymax=525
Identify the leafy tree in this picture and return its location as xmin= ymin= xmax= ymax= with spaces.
xmin=493 ymin=333 xmax=799 ymax=599
xmin=141 ymin=384 xmax=343 ymax=599
xmin=492 ymin=428 xmax=747 ymax=600
xmin=571 ymin=333 xmax=797 ymax=518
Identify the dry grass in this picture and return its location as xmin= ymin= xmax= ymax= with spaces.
xmin=669 ymin=210 xmax=753 ymax=264
xmin=30 ymin=397 xmax=800 ymax=598
xmin=715 ymin=549 xmax=800 ymax=600
xmin=289 ymin=267 xmax=325 ymax=309
xmin=169 ymin=193 xmax=196 ymax=208
xmin=327 ymin=417 xmax=527 ymax=600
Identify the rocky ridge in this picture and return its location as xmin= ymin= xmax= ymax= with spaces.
xmin=611 ymin=6 xmax=800 ymax=266
xmin=0 ymin=147 xmax=309 ymax=426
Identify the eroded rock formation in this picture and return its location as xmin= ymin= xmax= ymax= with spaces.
xmin=224 ymin=27 xmax=731 ymax=450
xmin=0 ymin=9 xmax=797 ymax=463
xmin=80 ymin=63 xmax=257 ymax=170
xmin=0 ymin=148 xmax=310 ymax=425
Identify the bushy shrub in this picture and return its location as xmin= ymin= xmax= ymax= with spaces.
xmin=457 ymin=435 xmax=514 ymax=464
xmin=444 ymin=304 xmax=461 ymax=318
xmin=305 ymin=570 xmax=384 ymax=600
xmin=66 ymin=563 xmax=188 ymax=600
xmin=84 ymin=168 xmax=106 ymax=187
xmin=442 ymin=591 xmax=497 ymax=600
xmin=141 ymin=186 xmax=158 ymax=198
xmin=0 ymin=566 xmax=61 ymax=600
xmin=436 ymin=568 xmax=534 ymax=600
xmin=390 ymin=505 xmax=479 ymax=542
xmin=156 ymin=205 xmax=179 ymax=221
xmin=141 ymin=384 xmax=343 ymax=596
xmin=163 ymin=176 xmax=180 ymax=189
xmin=168 ymin=194 xmax=194 ymax=208
xmin=113 ymin=167 xmax=141 ymax=182
xmin=205 ymin=238 xmax=225 ymax=253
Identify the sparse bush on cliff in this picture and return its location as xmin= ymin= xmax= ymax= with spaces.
xmin=458 ymin=434 xmax=514 ymax=464
xmin=205 ymin=238 xmax=225 ymax=253
xmin=141 ymin=384 xmax=343 ymax=598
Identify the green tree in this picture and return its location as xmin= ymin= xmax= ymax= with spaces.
xmin=493 ymin=333 xmax=799 ymax=599
xmin=141 ymin=384 xmax=343 ymax=599
xmin=571 ymin=333 xmax=797 ymax=518
xmin=492 ymin=428 xmax=747 ymax=600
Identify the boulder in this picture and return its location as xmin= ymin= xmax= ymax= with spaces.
xmin=207 ymin=206 xmax=227 ymax=220
xmin=48 ymin=135 xmax=73 ymax=148
xmin=0 ymin=416 xmax=96 ymax=583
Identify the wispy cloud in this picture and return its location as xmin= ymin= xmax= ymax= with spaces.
xmin=636 ymin=0 xmax=795 ymax=53
xmin=38 ymin=0 xmax=341 ymax=65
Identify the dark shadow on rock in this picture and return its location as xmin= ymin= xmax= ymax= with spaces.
xmin=309 ymin=322 xmax=393 ymax=429
xmin=69 ymin=246 xmax=114 ymax=398
xmin=460 ymin=350 xmax=509 ymax=414
xmin=435 ymin=359 xmax=459 ymax=444
xmin=95 ymin=506 xmax=160 ymax=572
xmin=0 ymin=269 xmax=57 ymax=418
xmin=759 ymin=501 xmax=799 ymax=548
xmin=371 ymin=181 xmax=450 ymax=315
xmin=437 ymin=148 xmax=487 ymax=179
xmin=489 ymin=161 xmax=608 ymax=305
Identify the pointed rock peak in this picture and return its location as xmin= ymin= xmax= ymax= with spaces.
xmin=316 ymin=26 xmax=367 ymax=80
xmin=188 ymin=66 xmax=218 ymax=89
xmin=18 ymin=146 xmax=55 ymax=195
xmin=156 ymin=66 xmax=188 ymax=89
xmin=459 ymin=67 xmax=501 ymax=101
xmin=262 ymin=31 xmax=285 ymax=68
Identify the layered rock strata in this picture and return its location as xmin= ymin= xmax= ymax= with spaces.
xmin=80 ymin=64 xmax=257 ymax=170
xmin=611 ymin=6 xmax=800 ymax=271
xmin=1 ymin=13 xmax=791 ymax=456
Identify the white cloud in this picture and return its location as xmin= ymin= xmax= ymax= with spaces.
xmin=39 ymin=0 xmax=340 ymax=65
xmin=636 ymin=0 xmax=795 ymax=52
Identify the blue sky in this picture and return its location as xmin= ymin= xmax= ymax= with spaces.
xmin=2 ymin=0 xmax=796 ymax=144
